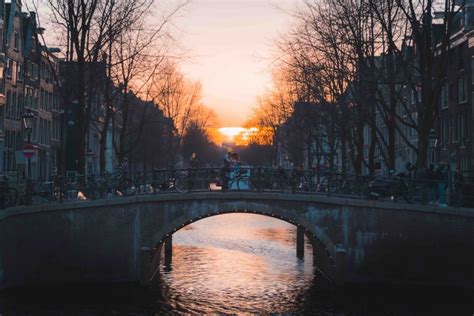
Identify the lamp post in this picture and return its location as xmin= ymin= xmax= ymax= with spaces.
xmin=22 ymin=109 xmax=35 ymax=204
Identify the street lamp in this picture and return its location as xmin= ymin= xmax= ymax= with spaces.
xmin=22 ymin=109 xmax=35 ymax=204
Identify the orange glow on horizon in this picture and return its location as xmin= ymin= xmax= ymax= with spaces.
xmin=215 ymin=127 xmax=259 ymax=146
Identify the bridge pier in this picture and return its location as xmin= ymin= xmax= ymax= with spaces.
xmin=335 ymin=247 xmax=346 ymax=287
xmin=164 ymin=235 xmax=173 ymax=267
xmin=296 ymin=226 xmax=305 ymax=259
xmin=139 ymin=247 xmax=152 ymax=286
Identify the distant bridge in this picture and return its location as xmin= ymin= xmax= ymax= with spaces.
xmin=0 ymin=192 xmax=473 ymax=290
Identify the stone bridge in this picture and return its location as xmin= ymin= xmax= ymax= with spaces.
xmin=0 ymin=192 xmax=473 ymax=290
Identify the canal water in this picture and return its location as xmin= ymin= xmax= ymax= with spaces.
xmin=1 ymin=213 xmax=472 ymax=315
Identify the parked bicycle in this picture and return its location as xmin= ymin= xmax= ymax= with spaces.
xmin=367 ymin=174 xmax=418 ymax=203
xmin=208 ymin=166 xmax=252 ymax=191
xmin=0 ymin=176 xmax=18 ymax=208
xmin=152 ymin=169 xmax=188 ymax=193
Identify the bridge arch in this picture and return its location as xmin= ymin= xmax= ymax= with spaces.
xmin=148 ymin=207 xmax=337 ymax=284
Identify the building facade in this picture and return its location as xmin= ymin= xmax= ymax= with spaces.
xmin=0 ymin=0 xmax=6 ymax=174
xmin=2 ymin=0 xmax=61 ymax=179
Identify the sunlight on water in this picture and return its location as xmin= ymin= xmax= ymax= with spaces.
xmin=157 ymin=213 xmax=316 ymax=314
xmin=1 ymin=213 xmax=472 ymax=315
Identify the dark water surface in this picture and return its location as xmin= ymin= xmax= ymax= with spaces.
xmin=1 ymin=213 xmax=472 ymax=315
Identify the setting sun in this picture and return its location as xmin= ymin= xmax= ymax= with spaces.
xmin=218 ymin=127 xmax=248 ymax=140
xmin=217 ymin=127 xmax=259 ymax=146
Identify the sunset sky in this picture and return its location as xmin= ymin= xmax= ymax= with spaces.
xmin=175 ymin=0 xmax=300 ymax=126
xmin=31 ymin=0 xmax=301 ymax=127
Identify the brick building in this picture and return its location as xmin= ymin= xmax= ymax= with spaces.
xmin=1 ymin=0 xmax=61 ymax=179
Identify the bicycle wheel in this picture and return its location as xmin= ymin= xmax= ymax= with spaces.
xmin=237 ymin=176 xmax=251 ymax=191
xmin=6 ymin=188 xmax=18 ymax=207
xmin=250 ymin=177 xmax=262 ymax=191
xmin=174 ymin=176 xmax=189 ymax=193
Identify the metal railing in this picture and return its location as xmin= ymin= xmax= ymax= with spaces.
xmin=1 ymin=167 xmax=473 ymax=209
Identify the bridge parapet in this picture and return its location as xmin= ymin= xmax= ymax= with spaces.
xmin=2 ymin=167 xmax=474 ymax=209
xmin=2 ymin=191 xmax=473 ymax=221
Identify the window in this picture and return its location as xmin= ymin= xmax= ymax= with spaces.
xmin=449 ymin=83 xmax=456 ymax=101
xmin=47 ymin=120 xmax=51 ymax=145
xmin=460 ymin=114 xmax=466 ymax=146
xmin=411 ymin=88 xmax=418 ymax=104
xmin=26 ymin=88 xmax=31 ymax=107
xmin=6 ymin=59 xmax=12 ymax=79
xmin=17 ymin=64 xmax=23 ymax=82
xmin=447 ymin=117 xmax=451 ymax=144
xmin=458 ymin=75 xmax=467 ymax=103
xmin=27 ymin=63 xmax=32 ymax=78
xmin=0 ymin=105 xmax=3 ymax=131
xmin=32 ymin=118 xmax=37 ymax=143
xmin=39 ymin=119 xmax=44 ymax=144
xmin=5 ymin=90 xmax=11 ymax=119
xmin=33 ymin=89 xmax=38 ymax=108
xmin=18 ymin=93 xmax=23 ymax=118
xmin=14 ymin=32 xmax=19 ymax=50
xmin=40 ymin=89 xmax=44 ymax=109
xmin=440 ymin=118 xmax=446 ymax=147
xmin=53 ymin=93 xmax=59 ymax=111
xmin=411 ymin=86 xmax=421 ymax=104
xmin=467 ymin=5 xmax=474 ymax=27
xmin=451 ymin=116 xmax=459 ymax=143
xmin=458 ymin=46 xmax=464 ymax=70
xmin=32 ymin=64 xmax=39 ymax=80
xmin=440 ymin=83 xmax=448 ymax=109
xmin=52 ymin=119 xmax=59 ymax=140
xmin=461 ymin=156 xmax=468 ymax=177
xmin=48 ymin=92 xmax=52 ymax=111
xmin=12 ymin=61 xmax=16 ymax=83
xmin=465 ymin=115 xmax=470 ymax=142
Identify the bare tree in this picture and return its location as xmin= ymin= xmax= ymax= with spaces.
xmin=370 ymin=0 xmax=465 ymax=168
xmin=147 ymin=61 xmax=208 ymax=164
xmin=42 ymin=0 xmax=155 ymax=174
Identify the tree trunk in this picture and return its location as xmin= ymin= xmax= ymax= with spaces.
xmin=119 ymin=87 xmax=129 ymax=162
xmin=369 ymin=125 xmax=376 ymax=175
xmin=417 ymin=126 xmax=430 ymax=168
xmin=77 ymin=59 xmax=87 ymax=175
xmin=99 ymin=111 xmax=111 ymax=174
xmin=340 ymin=132 xmax=347 ymax=174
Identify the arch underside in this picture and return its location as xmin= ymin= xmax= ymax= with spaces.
xmin=148 ymin=208 xmax=337 ymax=285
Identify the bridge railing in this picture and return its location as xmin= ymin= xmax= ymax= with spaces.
xmin=1 ymin=167 xmax=473 ymax=209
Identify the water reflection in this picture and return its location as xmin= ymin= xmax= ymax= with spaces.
xmin=0 ymin=213 xmax=472 ymax=315
xmin=156 ymin=213 xmax=315 ymax=314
